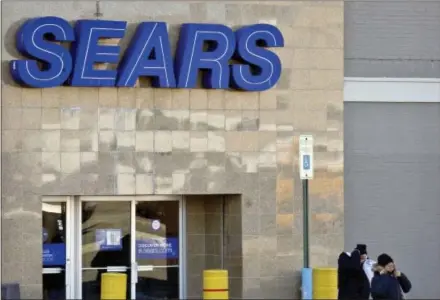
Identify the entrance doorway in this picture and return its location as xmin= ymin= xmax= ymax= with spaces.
xmin=42 ymin=196 xmax=186 ymax=300
xmin=42 ymin=197 xmax=73 ymax=300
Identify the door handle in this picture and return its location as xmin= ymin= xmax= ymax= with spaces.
xmin=65 ymin=260 xmax=71 ymax=298
xmin=131 ymin=262 xmax=138 ymax=284
xmin=43 ymin=268 xmax=63 ymax=274
xmin=107 ymin=266 xmax=127 ymax=272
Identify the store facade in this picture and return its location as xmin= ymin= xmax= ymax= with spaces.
xmin=1 ymin=1 xmax=344 ymax=299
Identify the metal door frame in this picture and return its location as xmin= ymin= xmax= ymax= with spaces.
xmin=74 ymin=195 xmax=186 ymax=299
xmin=42 ymin=196 xmax=75 ymax=300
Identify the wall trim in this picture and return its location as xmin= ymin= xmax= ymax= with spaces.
xmin=344 ymin=77 xmax=440 ymax=103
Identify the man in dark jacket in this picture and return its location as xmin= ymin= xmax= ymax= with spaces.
xmin=338 ymin=244 xmax=371 ymax=299
xmin=371 ymin=253 xmax=412 ymax=300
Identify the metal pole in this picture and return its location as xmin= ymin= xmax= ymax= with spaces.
xmin=220 ymin=196 xmax=225 ymax=269
xmin=302 ymin=179 xmax=309 ymax=268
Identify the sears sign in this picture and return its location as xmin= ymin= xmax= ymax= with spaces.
xmin=10 ymin=17 xmax=284 ymax=91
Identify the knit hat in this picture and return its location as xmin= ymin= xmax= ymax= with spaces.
xmin=377 ymin=253 xmax=394 ymax=267
xmin=356 ymin=244 xmax=367 ymax=255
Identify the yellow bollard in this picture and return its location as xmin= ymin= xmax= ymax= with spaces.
xmin=203 ymin=269 xmax=229 ymax=300
xmin=100 ymin=273 xmax=127 ymax=300
xmin=312 ymin=267 xmax=337 ymax=299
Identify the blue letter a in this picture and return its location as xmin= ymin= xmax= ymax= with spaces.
xmin=117 ymin=22 xmax=176 ymax=88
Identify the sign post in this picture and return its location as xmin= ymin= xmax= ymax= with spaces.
xmin=299 ymin=135 xmax=314 ymax=268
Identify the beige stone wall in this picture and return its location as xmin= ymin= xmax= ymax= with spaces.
xmin=1 ymin=1 xmax=344 ymax=298
xmin=185 ymin=195 xmax=243 ymax=299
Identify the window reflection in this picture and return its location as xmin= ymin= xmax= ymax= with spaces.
xmin=135 ymin=201 xmax=179 ymax=299
xmin=81 ymin=201 xmax=131 ymax=300
xmin=42 ymin=202 xmax=66 ymax=300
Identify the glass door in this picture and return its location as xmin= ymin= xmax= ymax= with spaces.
xmin=75 ymin=196 xmax=184 ymax=300
xmin=134 ymin=198 xmax=181 ymax=300
xmin=79 ymin=198 xmax=132 ymax=300
xmin=42 ymin=197 xmax=73 ymax=300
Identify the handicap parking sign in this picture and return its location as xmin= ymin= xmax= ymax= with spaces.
xmin=303 ymin=155 xmax=311 ymax=170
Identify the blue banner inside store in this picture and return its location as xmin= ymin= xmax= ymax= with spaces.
xmin=136 ymin=237 xmax=179 ymax=260
xmin=43 ymin=243 xmax=66 ymax=266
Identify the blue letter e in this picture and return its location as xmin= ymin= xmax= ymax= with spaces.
xmin=10 ymin=17 xmax=74 ymax=88
xmin=231 ymin=24 xmax=284 ymax=91
xmin=70 ymin=20 xmax=127 ymax=87
xmin=175 ymin=24 xmax=235 ymax=89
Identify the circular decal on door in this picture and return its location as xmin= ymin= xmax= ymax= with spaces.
xmin=152 ymin=220 xmax=161 ymax=231
xmin=42 ymin=228 xmax=48 ymax=242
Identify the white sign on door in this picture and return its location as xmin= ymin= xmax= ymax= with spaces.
xmin=152 ymin=220 xmax=161 ymax=231
xmin=299 ymin=135 xmax=314 ymax=179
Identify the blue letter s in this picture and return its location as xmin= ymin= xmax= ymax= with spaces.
xmin=231 ymin=24 xmax=284 ymax=91
xmin=10 ymin=17 xmax=75 ymax=88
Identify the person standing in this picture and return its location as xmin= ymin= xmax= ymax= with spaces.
xmin=371 ymin=253 xmax=412 ymax=300
xmin=361 ymin=245 xmax=376 ymax=288
xmin=338 ymin=244 xmax=372 ymax=299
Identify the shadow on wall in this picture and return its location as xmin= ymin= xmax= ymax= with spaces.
xmin=27 ymin=104 xmax=282 ymax=196
xmin=185 ymin=195 xmax=244 ymax=299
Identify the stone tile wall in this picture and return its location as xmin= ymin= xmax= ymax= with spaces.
xmin=185 ymin=195 xmax=243 ymax=299
xmin=1 ymin=1 xmax=344 ymax=298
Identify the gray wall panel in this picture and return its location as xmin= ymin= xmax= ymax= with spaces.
xmin=345 ymin=102 xmax=440 ymax=298
xmin=345 ymin=1 xmax=440 ymax=77
xmin=345 ymin=59 xmax=440 ymax=78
